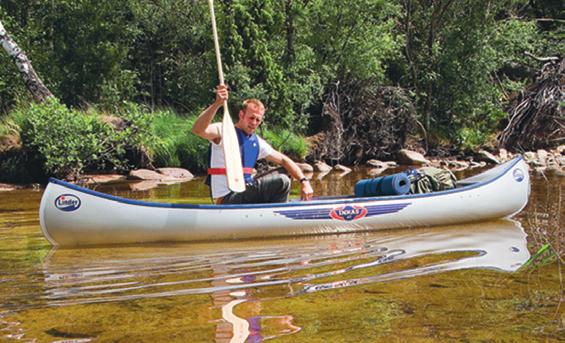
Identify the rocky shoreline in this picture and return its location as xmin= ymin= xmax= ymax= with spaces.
xmin=1 ymin=147 xmax=563 ymax=192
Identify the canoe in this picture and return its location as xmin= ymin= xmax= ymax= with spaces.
xmin=39 ymin=156 xmax=530 ymax=247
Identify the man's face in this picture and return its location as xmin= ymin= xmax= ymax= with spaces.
xmin=238 ymin=104 xmax=264 ymax=135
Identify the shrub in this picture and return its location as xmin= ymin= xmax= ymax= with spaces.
xmin=4 ymin=99 xmax=310 ymax=181
xmin=0 ymin=150 xmax=44 ymax=183
xmin=16 ymin=98 xmax=151 ymax=178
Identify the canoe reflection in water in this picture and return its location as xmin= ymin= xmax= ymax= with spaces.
xmin=42 ymin=219 xmax=529 ymax=342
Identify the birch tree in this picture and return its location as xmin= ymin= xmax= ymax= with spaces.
xmin=0 ymin=19 xmax=53 ymax=102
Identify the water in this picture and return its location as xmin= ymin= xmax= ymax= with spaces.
xmin=0 ymin=169 xmax=563 ymax=342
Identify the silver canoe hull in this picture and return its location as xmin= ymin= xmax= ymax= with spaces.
xmin=39 ymin=157 xmax=530 ymax=246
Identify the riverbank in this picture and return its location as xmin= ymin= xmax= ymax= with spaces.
xmin=1 ymin=146 xmax=563 ymax=192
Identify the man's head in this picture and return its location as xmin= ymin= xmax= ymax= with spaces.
xmin=237 ymin=99 xmax=265 ymax=135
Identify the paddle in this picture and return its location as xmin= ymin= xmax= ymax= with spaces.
xmin=207 ymin=0 xmax=245 ymax=193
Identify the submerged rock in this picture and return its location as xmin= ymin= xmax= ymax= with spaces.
xmin=366 ymin=159 xmax=389 ymax=169
xmin=129 ymin=180 xmax=159 ymax=191
xmin=534 ymin=166 xmax=547 ymax=174
xmin=334 ymin=164 xmax=352 ymax=172
xmin=129 ymin=169 xmax=166 ymax=180
xmin=83 ymin=174 xmax=127 ymax=185
xmin=367 ymin=168 xmax=384 ymax=177
xmin=470 ymin=161 xmax=487 ymax=169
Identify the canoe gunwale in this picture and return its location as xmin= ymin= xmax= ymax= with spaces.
xmin=46 ymin=156 xmax=525 ymax=210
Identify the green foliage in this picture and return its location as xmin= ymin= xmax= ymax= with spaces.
xmin=15 ymin=98 xmax=151 ymax=178
xmin=2 ymin=100 xmax=308 ymax=181
xmin=304 ymin=0 xmax=402 ymax=81
xmin=0 ymin=150 xmax=44 ymax=183
xmin=128 ymin=0 xmax=215 ymax=110
xmin=219 ymin=0 xmax=324 ymax=129
xmin=147 ymin=110 xmax=209 ymax=172
xmin=0 ymin=0 xmax=559 ymax=154
xmin=260 ymin=127 xmax=309 ymax=160
xmin=399 ymin=0 xmax=549 ymax=147
xmin=0 ymin=115 xmax=19 ymax=137
xmin=0 ymin=5 xmax=32 ymax=112
xmin=146 ymin=112 xmax=309 ymax=172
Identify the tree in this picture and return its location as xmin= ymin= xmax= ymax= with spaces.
xmin=0 ymin=18 xmax=52 ymax=102
xmin=399 ymin=0 xmax=546 ymax=148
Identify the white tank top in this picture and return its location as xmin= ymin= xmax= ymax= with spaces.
xmin=208 ymin=123 xmax=274 ymax=198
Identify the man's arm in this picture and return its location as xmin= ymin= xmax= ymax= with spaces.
xmin=191 ymin=85 xmax=228 ymax=143
xmin=266 ymin=150 xmax=314 ymax=201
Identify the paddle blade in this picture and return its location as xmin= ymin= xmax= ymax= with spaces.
xmin=222 ymin=106 xmax=245 ymax=192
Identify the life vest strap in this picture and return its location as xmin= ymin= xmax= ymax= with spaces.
xmin=208 ymin=167 xmax=254 ymax=175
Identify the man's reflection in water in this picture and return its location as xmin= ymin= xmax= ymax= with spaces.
xmin=215 ymin=273 xmax=300 ymax=343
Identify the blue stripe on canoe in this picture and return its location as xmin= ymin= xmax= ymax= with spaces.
xmin=274 ymin=203 xmax=410 ymax=220
xmin=366 ymin=203 xmax=410 ymax=216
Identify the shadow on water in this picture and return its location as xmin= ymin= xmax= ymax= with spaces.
xmin=14 ymin=220 xmax=526 ymax=342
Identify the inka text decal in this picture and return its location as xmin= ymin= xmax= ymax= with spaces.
xmin=329 ymin=205 xmax=367 ymax=221
xmin=54 ymin=194 xmax=81 ymax=212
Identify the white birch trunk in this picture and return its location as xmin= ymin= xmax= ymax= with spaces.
xmin=0 ymin=19 xmax=53 ymax=102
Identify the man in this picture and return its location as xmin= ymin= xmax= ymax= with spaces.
xmin=192 ymin=85 xmax=314 ymax=204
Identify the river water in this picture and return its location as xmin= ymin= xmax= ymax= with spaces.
xmin=0 ymin=168 xmax=563 ymax=342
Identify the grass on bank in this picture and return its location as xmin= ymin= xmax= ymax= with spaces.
xmin=0 ymin=99 xmax=309 ymax=182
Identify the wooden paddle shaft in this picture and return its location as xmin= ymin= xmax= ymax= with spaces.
xmin=207 ymin=0 xmax=245 ymax=193
xmin=208 ymin=0 xmax=225 ymax=86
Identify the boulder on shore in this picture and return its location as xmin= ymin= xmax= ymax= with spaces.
xmin=129 ymin=167 xmax=195 ymax=182
xmin=157 ymin=167 xmax=193 ymax=180
xmin=447 ymin=160 xmax=469 ymax=171
xmin=536 ymin=149 xmax=549 ymax=163
xmin=397 ymin=149 xmax=429 ymax=165
xmin=498 ymin=148 xmax=509 ymax=162
xmin=478 ymin=150 xmax=500 ymax=164
xmin=296 ymin=163 xmax=314 ymax=173
xmin=523 ymin=151 xmax=536 ymax=162
xmin=314 ymin=161 xmax=332 ymax=172
xmin=0 ymin=183 xmax=23 ymax=191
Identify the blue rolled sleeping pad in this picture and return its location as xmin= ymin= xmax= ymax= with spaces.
xmin=354 ymin=172 xmax=411 ymax=197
